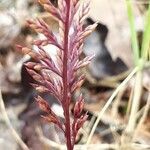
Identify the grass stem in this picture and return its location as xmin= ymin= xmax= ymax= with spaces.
xmin=86 ymin=67 xmax=138 ymax=144
xmin=125 ymin=70 xmax=143 ymax=135
xmin=0 ymin=90 xmax=29 ymax=150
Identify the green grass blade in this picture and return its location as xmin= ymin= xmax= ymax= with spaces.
xmin=149 ymin=48 xmax=150 ymax=60
xmin=126 ymin=0 xmax=139 ymax=65
xmin=141 ymin=4 xmax=150 ymax=61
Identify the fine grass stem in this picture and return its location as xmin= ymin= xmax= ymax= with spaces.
xmin=86 ymin=67 xmax=138 ymax=144
xmin=0 ymin=90 xmax=29 ymax=150
xmin=126 ymin=0 xmax=140 ymax=65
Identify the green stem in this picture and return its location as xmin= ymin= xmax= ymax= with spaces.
xmin=126 ymin=0 xmax=140 ymax=65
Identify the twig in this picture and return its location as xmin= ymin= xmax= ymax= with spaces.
xmin=84 ymin=68 xmax=131 ymax=88
xmin=86 ymin=67 xmax=138 ymax=144
xmin=0 ymin=89 xmax=29 ymax=150
xmin=36 ymin=127 xmax=63 ymax=149
xmin=37 ymin=125 xmax=150 ymax=150
xmin=36 ymin=126 xmax=118 ymax=150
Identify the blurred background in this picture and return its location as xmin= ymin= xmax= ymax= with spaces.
xmin=0 ymin=0 xmax=149 ymax=150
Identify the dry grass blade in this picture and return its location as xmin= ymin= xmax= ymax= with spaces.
xmin=37 ymin=126 xmax=118 ymax=150
xmin=137 ymin=91 xmax=150 ymax=128
xmin=0 ymin=89 xmax=29 ymax=150
xmin=86 ymin=67 xmax=139 ymax=144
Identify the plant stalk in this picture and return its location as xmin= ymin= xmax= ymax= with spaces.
xmin=126 ymin=0 xmax=139 ymax=65
xmin=125 ymin=69 xmax=143 ymax=136
xmin=63 ymin=0 xmax=73 ymax=149
xmin=86 ymin=67 xmax=138 ymax=144
xmin=0 ymin=90 xmax=29 ymax=150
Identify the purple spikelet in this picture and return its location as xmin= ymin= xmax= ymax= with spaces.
xmin=18 ymin=0 xmax=97 ymax=149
